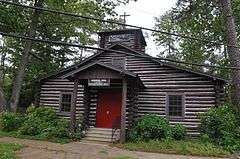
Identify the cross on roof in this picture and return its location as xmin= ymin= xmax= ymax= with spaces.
xmin=120 ymin=12 xmax=130 ymax=25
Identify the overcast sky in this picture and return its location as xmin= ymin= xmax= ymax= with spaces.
xmin=116 ymin=0 xmax=177 ymax=56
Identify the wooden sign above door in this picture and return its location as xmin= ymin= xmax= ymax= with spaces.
xmin=88 ymin=78 xmax=110 ymax=87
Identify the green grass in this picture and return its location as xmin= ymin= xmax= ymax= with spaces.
xmin=0 ymin=142 xmax=23 ymax=159
xmin=114 ymin=139 xmax=231 ymax=158
xmin=0 ymin=131 xmax=70 ymax=144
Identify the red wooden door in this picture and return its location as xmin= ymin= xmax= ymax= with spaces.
xmin=96 ymin=90 xmax=122 ymax=128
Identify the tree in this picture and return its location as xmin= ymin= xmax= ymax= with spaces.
xmin=9 ymin=0 xmax=44 ymax=112
xmin=153 ymin=0 xmax=240 ymax=112
xmin=219 ymin=0 xmax=240 ymax=113
xmin=0 ymin=39 xmax=7 ymax=111
xmin=153 ymin=0 xmax=232 ymax=77
xmin=0 ymin=0 xmax=134 ymax=111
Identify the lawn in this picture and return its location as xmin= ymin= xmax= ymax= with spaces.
xmin=114 ymin=139 xmax=231 ymax=158
xmin=0 ymin=142 xmax=23 ymax=159
xmin=0 ymin=131 xmax=70 ymax=144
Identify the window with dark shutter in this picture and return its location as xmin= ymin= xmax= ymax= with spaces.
xmin=167 ymin=94 xmax=184 ymax=117
xmin=112 ymin=57 xmax=126 ymax=69
xmin=60 ymin=93 xmax=72 ymax=112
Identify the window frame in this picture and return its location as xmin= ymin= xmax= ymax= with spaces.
xmin=112 ymin=57 xmax=126 ymax=70
xmin=59 ymin=92 xmax=73 ymax=113
xmin=166 ymin=93 xmax=185 ymax=118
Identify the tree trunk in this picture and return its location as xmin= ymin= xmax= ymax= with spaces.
xmin=0 ymin=40 xmax=7 ymax=112
xmin=0 ymin=86 xmax=6 ymax=112
xmin=220 ymin=0 xmax=240 ymax=113
xmin=9 ymin=0 xmax=44 ymax=112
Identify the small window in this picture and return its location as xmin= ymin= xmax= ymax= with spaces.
xmin=167 ymin=94 xmax=184 ymax=117
xmin=60 ymin=93 xmax=72 ymax=112
xmin=112 ymin=57 xmax=126 ymax=69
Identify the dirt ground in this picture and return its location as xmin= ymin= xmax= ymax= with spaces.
xmin=0 ymin=137 xmax=230 ymax=159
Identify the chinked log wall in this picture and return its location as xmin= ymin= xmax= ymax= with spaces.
xmin=40 ymin=79 xmax=134 ymax=127
xmin=93 ymin=51 xmax=225 ymax=136
xmin=40 ymin=51 xmax=224 ymax=136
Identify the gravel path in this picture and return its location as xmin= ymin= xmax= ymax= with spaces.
xmin=0 ymin=137 xmax=230 ymax=159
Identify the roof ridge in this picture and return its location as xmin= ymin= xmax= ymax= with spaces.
xmin=40 ymin=45 xmax=227 ymax=82
xmin=61 ymin=60 xmax=137 ymax=79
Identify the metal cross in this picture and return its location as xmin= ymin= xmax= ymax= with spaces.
xmin=120 ymin=12 xmax=130 ymax=25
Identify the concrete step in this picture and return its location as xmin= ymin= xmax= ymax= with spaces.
xmin=85 ymin=133 xmax=116 ymax=139
xmin=88 ymin=128 xmax=119 ymax=135
xmin=88 ymin=128 xmax=113 ymax=132
xmin=83 ymin=128 xmax=120 ymax=143
xmin=83 ymin=137 xmax=113 ymax=143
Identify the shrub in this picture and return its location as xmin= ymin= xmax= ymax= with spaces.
xmin=18 ymin=106 xmax=74 ymax=140
xmin=200 ymin=104 xmax=237 ymax=140
xmin=26 ymin=106 xmax=57 ymax=122
xmin=200 ymin=134 xmax=212 ymax=144
xmin=128 ymin=114 xmax=172 ymax=141
xmin=172 ymin=124 xmax=186 ymax=140
xmin=0 ymin=112 xmax=24 ymax=132
xmin=200 ymin=104 xmax=240 ymax=152
xmin=0 ymin=106 xmax=82 ymax=142
xmin=41 ymin=119 xmax=70 ymax=139
xmin=18 ymin=117 xmax=48 ymax=136
xmin=70 ymin=132 xmax=82 ymax=141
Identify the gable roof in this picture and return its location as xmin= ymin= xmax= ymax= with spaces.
xmin=61 ymin=61 xmax=137 ymax=79
xmin=39 ymin=44 xmax=227 ymax=83
xmin=108 ymin=43 xmax=144 ymax=55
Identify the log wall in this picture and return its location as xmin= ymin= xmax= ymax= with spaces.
xmin=94 ymin=51 xmax=225 ymax=136
xmin=40 ymin=51 xmax=225 ymax=136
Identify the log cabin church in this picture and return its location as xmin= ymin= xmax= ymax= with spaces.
xmin=39 ymin=29 xmax=226 ymax=143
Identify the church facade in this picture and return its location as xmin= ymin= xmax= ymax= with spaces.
xmin=39 ymin=29 xmax=226 ymax=142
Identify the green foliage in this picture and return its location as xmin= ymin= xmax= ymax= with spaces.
xmin=128 ymin=114 xmax=186 ymax=141
xmin=18 ymin=106 xmax=58 ymax=136
xmin=19 ymin=107 xmax=72 ymax=139
xmin=0 ymin=106 xmax=82 ymax=141
xmin=128 ymin=115 xmax=171 ymax=141
xmin=171 ymin=124 xmax=186 ymax=140
xmin=200 ymin=104 xmax=240 ymax=152
xmin=116 ymin=139 xmax=230 ymax=157
xmin=69 ymin=132 xmax=82 ymax=141
xmin=153 ymin=0 xmax=238 ymax=78
xmin=200 ymin=134 xmax=212 ymax=144
xmin=0 ymin=112 xmax=24 ymax=132
xmin=0 ymin=142 xmax=23 ymax=159
xmin=0 ymin=0 xmax=134 ymax=108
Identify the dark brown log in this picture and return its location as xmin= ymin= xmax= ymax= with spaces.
xmin=70 ymin=78 xmax=78 ymax=132
xmin=120 ymin=77 xmax=127 ymax=143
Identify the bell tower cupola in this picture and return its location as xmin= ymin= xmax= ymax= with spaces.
xmin=98 ymin=29 xmax=147 ymax=53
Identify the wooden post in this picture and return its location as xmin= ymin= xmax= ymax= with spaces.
xmin=214 ymin=81 xmax=221 ymax=107
xmin=70 ymin=78 xmax=78 ymax=132
xmin=120 ymin=77 xmax=127 ymax=143
xmin=83 ymin=84 xmax=90 ymax=128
